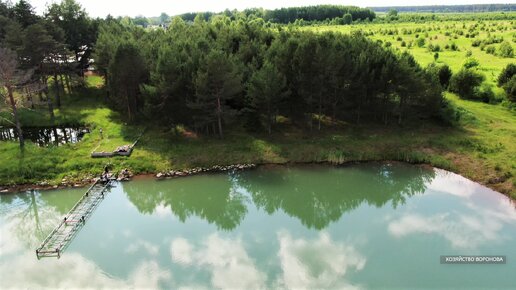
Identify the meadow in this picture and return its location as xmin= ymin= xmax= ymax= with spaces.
xmin=308 ymin=18 xmax=515 ymax=87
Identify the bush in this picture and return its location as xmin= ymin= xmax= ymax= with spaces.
xmin=342 ymin=13 xmax=353 ymax=25
xmin=503 ymin=75 xmax=516 ymax=102
xmin=485 ymin=45 xmax=496 ymax=55
xmin=428 ymin=43 xmax=440 ymax=52
xmin=498 ymin=63 xmax=516 ymax=86
xmin=476 ymin=84 xmax=496 ymax=103
xmin=450 ymin=68 xmax=485 ymax=99
xmin=416 ymin=37 xmax=425 ymax=47
xmin=462 ymin=58 xmax=479 ymax=69
xmin=498 ymin=41 xmax=514 ymax=58
xmin=426 ymin=63 xmax=452 ymax=89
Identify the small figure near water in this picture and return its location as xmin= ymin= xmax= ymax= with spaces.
xmin=118 ymin=168 xmax=133 ymax=181
xmin=101 ymin=165 xmax=111 ymax=183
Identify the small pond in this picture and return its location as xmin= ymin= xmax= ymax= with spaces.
xmin=0 ymin=127 xmax=89 ymax=146
xmin=0 ymin=163 xmax=515 ymax=289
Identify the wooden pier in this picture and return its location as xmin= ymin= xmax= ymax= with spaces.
xmin=91 ymin=129 xmax=145 ymax=158
xmin=35 ymin=177 xmax=116 ymax=259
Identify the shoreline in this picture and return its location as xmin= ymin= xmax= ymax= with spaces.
xmin=1 ymin=160 xmax=514 ymax=202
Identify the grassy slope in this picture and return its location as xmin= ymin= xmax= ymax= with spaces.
xmin=0 ymin=21 xmax=515 ymax=198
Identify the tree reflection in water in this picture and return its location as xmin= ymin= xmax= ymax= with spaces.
xmin=0 ymin=187 xmax=84 ymax=251
xmin=123 ymin=175 xmax=247 ymax=231
xmin=123 ymin=163 xmax=436 ymax=231
xmin=237 ymin=163 xmax=435 ymax=229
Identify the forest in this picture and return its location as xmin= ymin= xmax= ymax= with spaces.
xmin=0 ymin=1 xmax=443 ymax=138
xmin=96 ymin=16 xmax=443 ymax=137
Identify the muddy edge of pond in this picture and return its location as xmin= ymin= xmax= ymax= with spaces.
xmin=0 ymin=160 xmax=512 ymax=202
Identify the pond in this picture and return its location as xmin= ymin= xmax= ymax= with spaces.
xmin=0 ymin=163 xmax=515 ymax=289
xmin=0 ymin=127 xmax=89 ymax=146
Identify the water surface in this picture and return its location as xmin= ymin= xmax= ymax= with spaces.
xmin=0 ymin=127 xmax=89 ymax=146
xmin=1 ymin=163 xmax=515 ymax=289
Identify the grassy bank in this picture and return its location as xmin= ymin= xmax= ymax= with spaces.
xmin=1 ymin=76 xmax=515 ymax=198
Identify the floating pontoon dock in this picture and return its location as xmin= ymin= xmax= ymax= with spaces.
xmin=35 ymin=178 xmax=116 ymax=258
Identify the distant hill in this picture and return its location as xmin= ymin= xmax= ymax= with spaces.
xmin=370 ymin=4 xmax=516 ymax=13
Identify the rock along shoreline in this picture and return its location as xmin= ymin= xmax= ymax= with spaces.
xmin=0 ymin=163 xmax=257 ymax=194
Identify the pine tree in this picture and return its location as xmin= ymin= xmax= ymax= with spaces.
xmin=192 ymin=51 xmax=243 ymax=138
xmin=248 ymin=61 xmax=287 ymax=134
xmin=108 ymin=42 xmax=148 ymax=121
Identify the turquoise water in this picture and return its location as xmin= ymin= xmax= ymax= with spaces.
xmin=1 ymin=163 xmax=515 ymax=289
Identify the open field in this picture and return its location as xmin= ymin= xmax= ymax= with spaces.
xmin=307 ymin=18 xmax=515 ymax=88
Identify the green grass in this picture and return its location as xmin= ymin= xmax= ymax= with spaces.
xmin=306 ymin=18 xmax=515 ymax=87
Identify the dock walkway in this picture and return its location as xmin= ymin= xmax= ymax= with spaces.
xmin=36 ymin=177 xmax=115 ymax=258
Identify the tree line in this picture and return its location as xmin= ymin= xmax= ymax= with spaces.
xmin=176 ymin=5 xmax=375 ymax=25
xmin=370 ymin=4 xmax=516 ymax=13
xmin=96 ymin=15 xmax=444 ymax=138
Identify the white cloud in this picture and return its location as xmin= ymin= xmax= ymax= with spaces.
xmin=427 ymin=170 xmax=477 ymax=198
xmin=0 ymin=219 xmax=23 ymax=257
xmin=170 ymin=234 xmax=266 ymax=289
xmin=170 ymin=237 xmax=193 ymax=264
xmin=390 ymin=169 xmax=516 ymax=249
xmin=388 ymin=209 xmax=514 ymax=249
xmin=129 ymin=260 xmax=172 ymax=290
xmin=275 ymin=231 xmax=365 ymax=290
xmin=152 ymin=202 xmax=174 ymax=219
xmin=125 ymin=239 xmax=160 ymax=256
xmin=0 ymin=252 xmax=171 ymax=289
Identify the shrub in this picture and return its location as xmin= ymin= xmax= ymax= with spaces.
xmin=430 ymin=44 xmax=440 ymax=52
xmin=462 ymin=58 xmax=479 ymax=69
xmin=450 ymin=68 xmax=485 ymax=99
xmin=476 ymin=84 xmax=496 ymax=103
xmin=498 ymin=63 xmax=516 ymax=86
xmin=471 ymin=39 xmax=482 ymax=47
xmin=485 ymin=45 xmax=496 ymax=55
xmin=503 ymin=75 xmax=516 ymax=102
xmin=342 ymin=13 xmax=353 ymax=25
xmin=498 ymin=41 xmax=514 ymax=58
xmin=426 ymin=63 xmax=452 ymax=89
xmin=416 ymin=37 xmax=425 ymax=47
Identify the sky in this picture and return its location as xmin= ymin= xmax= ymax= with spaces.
xmin=26 ymin=0 xmax=514 ymax=18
